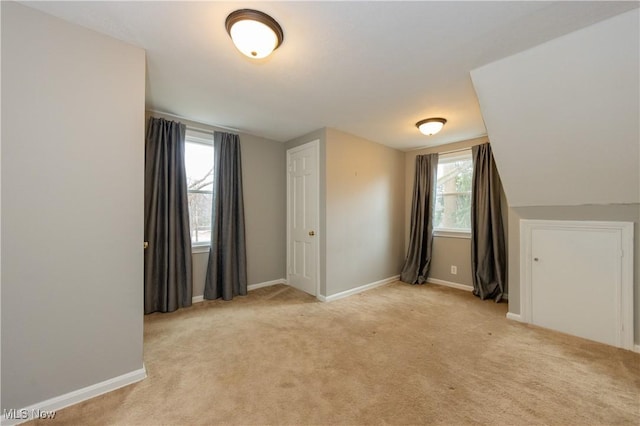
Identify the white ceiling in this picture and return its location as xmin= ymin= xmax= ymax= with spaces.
xmin=24 ymin=1 xmax=639 ymax=151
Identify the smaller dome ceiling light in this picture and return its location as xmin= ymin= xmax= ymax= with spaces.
xmin=225 ymin=9 xmax=284 ymax=59
xmin=416 ymin=118 xmax=447 ymax=136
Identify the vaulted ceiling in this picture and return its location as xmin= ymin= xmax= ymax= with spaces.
xmin=472 ymin=8 xmax=639 ymax=207
xmin=24 ymin=1 xmax=639 ymax=150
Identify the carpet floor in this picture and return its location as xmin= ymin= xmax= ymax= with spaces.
xmin=32 ymin=282 xmax=639 ymax=425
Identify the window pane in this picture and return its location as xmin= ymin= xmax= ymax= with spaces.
xmin=434 ymin=152 xmax=473 ymax=230
xmin=185 ymin=138 xmax=214 ymax=246
xmin=185 ymin=142 xmax=213 ymax=192
xmin=188 ymin=192 xmax=212 ymax=244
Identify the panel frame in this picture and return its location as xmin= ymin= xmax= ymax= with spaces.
xmin=520 ymin=219 xmax=634 ymax=349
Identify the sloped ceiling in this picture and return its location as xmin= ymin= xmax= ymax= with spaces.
xmin=22 ymin=1 xmax=639 ymax=151
xmin=471 ymin=9 xmax=639 ymax=207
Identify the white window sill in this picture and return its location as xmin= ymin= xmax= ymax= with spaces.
xmin=192 ymin=244 xmax=210 ymax=254
xmin=434 ymin=229 xmax=471 ymax=239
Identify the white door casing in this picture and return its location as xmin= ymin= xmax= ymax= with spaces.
xmin=286 ymin=140 xmax=320 ymax=297
xmin=520 ymin=220 xmax=634 ymax=349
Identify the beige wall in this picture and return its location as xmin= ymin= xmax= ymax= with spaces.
xmin=2 ymin=2 xmax=145 ymax=410
xmin=148 ymin=112 xmax=287 ymax=298
xmin=429 ymin=237 xmax=473 ymax=286
xmin=285 ymin=128 xmax=404 ymax=297
xmin=405 ymin=137 xmax=503 ymax=290
xmin=325 ymin=128 xmax=405 ymax=295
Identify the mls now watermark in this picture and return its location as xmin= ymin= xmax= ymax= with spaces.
xmin=3 ymin=408 xmax=57 ymax=420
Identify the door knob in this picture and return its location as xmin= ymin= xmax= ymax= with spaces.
xmin=308 ymin=231 xmax=315 ymax=236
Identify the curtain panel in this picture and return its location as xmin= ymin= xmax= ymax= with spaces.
xmin=400 ymin=153 xmax=439 ymax=284
xmin=470 ymin=143 xmax=506 ymax=302
xmin=144 ymin=117 xmax=193 ymax=313
xmin=204 ymin=131 xmax=248 ymax=300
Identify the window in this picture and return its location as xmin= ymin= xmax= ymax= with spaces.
xmin=185 ymin=129 xmax=214 ymax=246
xmin=434 ymin=150 xmax=473 ymax=234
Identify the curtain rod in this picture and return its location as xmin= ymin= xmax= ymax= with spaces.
xmin=147 ymin=109 xmax=242 ymax=134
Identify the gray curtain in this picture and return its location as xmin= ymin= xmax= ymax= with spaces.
xmin=204 ymin=132 xmax=247 ymax=300
xmin=471 ymin=143 xmax=506 ymax=302
xmin=144 ymin=117 xmax=193 ymax=314
xmin=400 ymin=153 xmax=439 ymax=284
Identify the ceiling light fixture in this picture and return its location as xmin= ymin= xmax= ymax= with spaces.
xmin=416 ymin=118 xmax=447 ymax=136
xmin=225 ymin=9 xmax=284 ymax=59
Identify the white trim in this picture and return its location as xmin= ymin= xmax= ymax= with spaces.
xmin=438 ymin=148 xmax=473 ymax=162
xmin=286 ymin=140 xmax=321 ymax=298
xmin=634 ymin=345 xmax=640 ymax=354
xmin=427 ymin=278 xmax=473 ymax=292
xmin=320 ymin=275 xmax=399 ymax=302
xmin=520 ymin=219 xmax=634 ymax=350
xmin=191 ymin=244 xmax=210 ymax=254
xmin=433 ymin=229 xmax=471 ymax=239
xmin=506 ymin=312 xmax=523 ymax=322
xmin=520 ymin=220 xmax=530 ymax=323
xmin=185 ymin=129 xmax=214 ymax=145
xmin=191 ymin=279 xmax=286 ymax=304
xmin=1 ymin=366 xmax=147 ymax=426
xmin=247 ymin=278 xmax=287 ymax=292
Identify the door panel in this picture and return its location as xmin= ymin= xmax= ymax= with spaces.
xmin=287 ymin=142 xmax=318 ymax=296
xmin=531 ymin=228 xmax=619 ymax=346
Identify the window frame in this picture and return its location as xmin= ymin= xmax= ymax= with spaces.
xmin=433 ymin=149 xmax=473 ymax=238
xmin=184 ymin=129 xmax=214 ymax=251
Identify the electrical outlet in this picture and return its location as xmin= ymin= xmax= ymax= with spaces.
xmin=451 ymin=265 xmax=457 ymax=275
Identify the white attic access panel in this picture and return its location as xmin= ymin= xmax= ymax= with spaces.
xmin=520 ymin=220 xmax=634 ymax=349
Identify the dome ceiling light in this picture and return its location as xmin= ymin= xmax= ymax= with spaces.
xmin=416 ymin=118 xmax=447 ymax=136
xmin=225 ymin=9 xmax=284 ymax=59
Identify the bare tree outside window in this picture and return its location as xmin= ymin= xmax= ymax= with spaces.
xmin=185 ymin=138 xmax=214 ymax=245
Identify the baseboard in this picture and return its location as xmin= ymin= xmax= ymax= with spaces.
xmin=634 ymin=344 xmax=640 ymax=354
xmin=427 ymin=278 xmax=473 ymax=292
xmin=1 ymin=366 xmax=147 ymax=426
xmin=321 ymin=275 xmax=400 ymax=302
xmin=192 ymin=279 xmax=286 ymax=304
xmin=247 ymin=278 xmax=287 ymax=291
xmin=426 ymin=279 xmax=511 ymax=301
xmin=506 ymin=312 xmax=523 ymax=322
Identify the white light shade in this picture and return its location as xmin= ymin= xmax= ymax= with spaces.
xmin=416 ymin=118 xmax=447 ymax=135
xmin=229 ymin=20 xmax=278 ymax=59
xmin=418 ymin=121 xmax=444 ymax=135
xmin=226 ymin=10 xmax=284 ymax=59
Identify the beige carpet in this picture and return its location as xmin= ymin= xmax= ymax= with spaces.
xmin=32 ymin=282 xmax=639 ymax=425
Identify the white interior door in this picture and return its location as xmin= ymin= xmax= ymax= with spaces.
xmin=287 ymin=141 xmax=319 ymax=296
